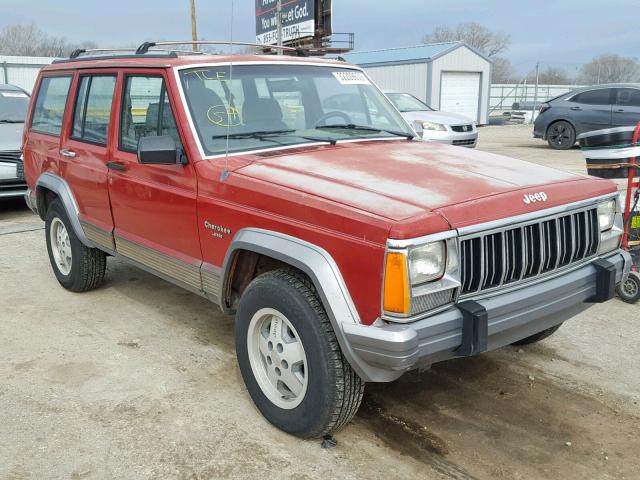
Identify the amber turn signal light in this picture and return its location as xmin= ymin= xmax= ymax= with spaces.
xmin=383 ymin=252 xmax=410 ymax=314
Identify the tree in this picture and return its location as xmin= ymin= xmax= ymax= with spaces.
xmin=492 ymin=57 xmax=516 ymax=83
xmin=578 ymin=54 xmax=640 ymax=84
xmin=0 ymin=24 xmax=97 ymax=57
xmin=423 ymin=22 xmax=510 ymax=58
xmin=527 ymin=66 xmax=574 ymax=85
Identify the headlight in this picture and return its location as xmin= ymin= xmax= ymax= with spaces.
xmin=597 ymin=199 xmax=616 ymax=231
xmin=421 ymin=121 xmax=446 ymax=131
xmin=409 ymin=242 xmax=446 ymax=285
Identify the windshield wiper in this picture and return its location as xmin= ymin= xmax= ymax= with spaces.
xmin=0 ymin=119 xmax=24 ymax=124
xmin=212 ymin=129 xmax=337 ymax=145
xmin=317 ymin=124 xmax=415 ymax=140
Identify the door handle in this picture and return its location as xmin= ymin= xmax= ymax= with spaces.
xmin=60 ymin=148 xmax=76 ymax=158
xmin=616 ymin=108 xmax=625 ymax=112
xmin=569 ymin=106 xmax=582 ymax=111
xmin=106 ymin=161 xmax=127 ymax=172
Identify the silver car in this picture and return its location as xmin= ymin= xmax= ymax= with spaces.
xmin=0 ymin=84 xmax=29 ymax=200
xmin=385 ymin=91 xmax=478 ymax=147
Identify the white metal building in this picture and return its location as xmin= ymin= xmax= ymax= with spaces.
xmin=0 ymin=55 xmax=56 ymax=93
xmin=343 ymin=42 xmax=493 ymax=124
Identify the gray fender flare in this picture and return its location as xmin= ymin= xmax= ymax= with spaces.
xmin=36 ymin=172 xmax=92 ymax=247
xmin=222 ymin=228 xmax=389 ymax=382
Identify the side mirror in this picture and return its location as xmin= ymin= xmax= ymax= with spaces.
xmin=137 ymin=135 xmax=185 ymax=165
xmin=412 ymin=120 xmax=425 ymax=138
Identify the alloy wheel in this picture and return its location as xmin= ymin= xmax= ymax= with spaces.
xmin=247 ymin=308 xmax=308 ymax=409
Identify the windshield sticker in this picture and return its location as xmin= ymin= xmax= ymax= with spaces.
xmin=332 ymin=71 xmax=370 ymax=85
xmin=1 ymin=92 xmax=28 ymax=98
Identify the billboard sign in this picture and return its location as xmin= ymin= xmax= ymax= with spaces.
xmin=255 ymin=0 xmax=316 ymax=45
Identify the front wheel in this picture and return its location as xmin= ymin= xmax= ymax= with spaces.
xmin=235 ymin=269 xmax=364 ymax=438
xmin=617 ymin=272 xmax=640 ymax=304
xmin=546 ymin=121 xmax=576 ymax=150
xmin=45 ymin=198 xmax=107 ymax=292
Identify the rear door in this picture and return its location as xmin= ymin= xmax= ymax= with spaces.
xmin=106 ymin=70 xmax=203 ymax=292
xmin=566 ymin=88 xmax=614 ymax=132
xmin=60 ymin=71 xmax=118 ymax=247
xmin=612 ymin=88 xmax=640 ymax=127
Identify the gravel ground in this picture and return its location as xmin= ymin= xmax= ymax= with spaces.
xmin=1 ymin=125 xmax=638 ymax=480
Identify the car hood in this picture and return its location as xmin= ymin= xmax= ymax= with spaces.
xmin=0 ymin=122 xmax=24 ymax=151
xmin=400 ymin=110 xmax=474 ymax=126
xmin=235 ymin=140 xmax=613 ymax=236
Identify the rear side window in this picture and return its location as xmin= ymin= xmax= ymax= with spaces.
xmin=119 ymin=75 xmax=182 ymax=152
xmin=570 ymin=89 xmax=612 ymax=105
xmin=30 ymin=76 xmax=72 ymax=135
xmin=71 ymin=75 xmax=117 ymax=145
xmin=615 ymin=88 xmax=640 ymax=107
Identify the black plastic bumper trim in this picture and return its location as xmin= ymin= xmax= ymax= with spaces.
xmin=590 ymin=258 xmax=616 ymax=303
xmin=456 ymin=300 xmax=488 ymax=356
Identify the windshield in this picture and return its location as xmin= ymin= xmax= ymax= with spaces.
xmin=179 ymin=65 xmax=414 ymax=156
xmin=387 ymin=93 xmax=433 ymax=112
xmin=0 ymin=90 xmax=29 ymax=122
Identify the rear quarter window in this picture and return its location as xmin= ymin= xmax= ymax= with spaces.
xmin=30 ymin=75 xmax=72 ymax=136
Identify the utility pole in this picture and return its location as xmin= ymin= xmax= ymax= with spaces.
xmin=531 ymin=61 xmax=540 ymax=125
xmin=276 ymin=0 xmax=283 ymax=55
xmin=190 ymin=0 xmax=198 ymax=52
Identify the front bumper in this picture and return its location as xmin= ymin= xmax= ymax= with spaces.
xmin=422 ymin=129 xmax=478 ymax=148
xmin=0 ymin=160 xmax=27 ymax=199
xmin=343 ymin=251 xmax=630 ymax=382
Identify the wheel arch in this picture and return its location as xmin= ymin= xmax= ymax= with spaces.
xmin=36 ymin=172 xmax=92 ymax=247
xmin=221 ymin=228 xmax=383 ymax=381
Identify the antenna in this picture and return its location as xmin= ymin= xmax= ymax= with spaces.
xmin=220 ymin=0 xmax=235 ymax=182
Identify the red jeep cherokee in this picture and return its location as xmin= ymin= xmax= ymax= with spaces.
xmin=23 ymin=45 xmax=631 ymax=439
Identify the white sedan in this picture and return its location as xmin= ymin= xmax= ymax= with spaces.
xmin=385 ymin=91 xmax=478 ymax=148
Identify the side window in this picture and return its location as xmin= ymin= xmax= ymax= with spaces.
xmin=30 ymin=76 xmax=72 ymax=135
xmin=571 ymin=89 xmax=612 ymax=105
xmin=616 ymin=88 xmax=640 ymax=107
xmin=120 ymin=76 xmax=182 ymax=152
xmin=71 ymin=75 xmax=116 ymax=145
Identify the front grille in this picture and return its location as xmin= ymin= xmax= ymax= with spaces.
xmin=459 ymin=207 xmax=600 ymax=296
xmin=451 ymin=125 xmax=473 ymax=133
xmin=16 ymin=161 xmax=24 ymax=180
xmin=453 ymin=139 xmax=476 ymax=146
xmin=0 ymin=150 xmax=21 ymax=163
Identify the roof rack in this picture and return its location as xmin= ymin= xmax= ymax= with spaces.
xmin=68 ymin=47 xmax=204 ymax=60
xmin=135 ymin=40 xmax=308 ymax=57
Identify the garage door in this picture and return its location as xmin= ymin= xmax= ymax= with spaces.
xmin=440 ymin=72 xmax=481 ymax=122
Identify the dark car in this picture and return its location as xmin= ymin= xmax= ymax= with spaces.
xmin=534 ymin=83 xmax=640 ymax=149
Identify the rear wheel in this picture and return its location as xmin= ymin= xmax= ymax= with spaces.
xmin=617 ymin=272 xmax=640 ymax=304
xmin=547 ymin=121 xmax=576 ymax=150
xmin=512 ymin=324 xmax=562 ymax=345
xmin=235 ymin=269 xmax=364 ymax=438
xmin=45 ymin=199 xmax=107 ymax=292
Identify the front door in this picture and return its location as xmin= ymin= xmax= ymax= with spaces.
xmin=612 ymin=88 xmax=640 ymax=127
xmin=107 ymin=71 xmax=203 ymax=293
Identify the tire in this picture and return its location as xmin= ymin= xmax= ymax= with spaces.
xmin=617 ymin=272 xmax=640 ymax=304
xmin=546 ymin=121 xmax=576 ymax=150
xmin=235 ymin=268 xmax=364 ymax=438
xmin=44 ymin=198 xmax=107 ymax=292
xmin=512 ymin=324 xmax=562 ymax=346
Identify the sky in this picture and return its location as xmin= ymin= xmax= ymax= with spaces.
xmin=1 ymin=0 xmax=638 ymax=76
